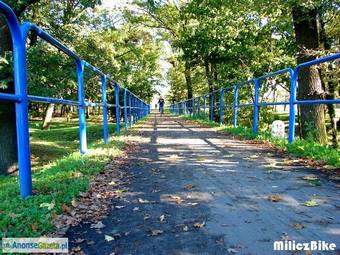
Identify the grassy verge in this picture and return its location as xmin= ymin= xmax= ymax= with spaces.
xmin=0 ymin=119 xmax=125 ymax=237
xmin=181 ymin=114 xmax=340 ymax=168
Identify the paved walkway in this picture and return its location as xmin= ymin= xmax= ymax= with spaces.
xmin=67 ymin=113 xmax=340 ymax=255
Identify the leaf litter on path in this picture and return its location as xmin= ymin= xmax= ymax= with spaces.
xmin=150 ymin=229 xmax=163 ymax=236
xmin=90 ymin=221 xmax=105 ymax=229
xmin=267 ymin=194 xmax=283 ymax=202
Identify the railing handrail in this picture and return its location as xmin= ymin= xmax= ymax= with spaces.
xmin=0 ymin=1 xmax=150 ymax=198
xmin=170 ymin=52 xmax=340 ymax=145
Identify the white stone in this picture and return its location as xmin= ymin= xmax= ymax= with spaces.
xmin=271 ymin=120 xmax=285 ymax=138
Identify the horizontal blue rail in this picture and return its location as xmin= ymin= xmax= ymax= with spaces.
xmin=171 ymin=53 xmax=340 ymax=144
xmin=0 ymin=1 xmax=150 ymax=198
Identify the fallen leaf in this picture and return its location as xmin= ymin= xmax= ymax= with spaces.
xmin=169 ymin=155 xmax=179 ymax=161
xmin=73 ymin=246 xmax=81 ymax=252
xmin=133 ymin=207 xmax=139 ymax=211
xmin=90 ymin=221 xmax=106 ymax=229
xmin=61 ymin=204 xmax=71 ymax=213
xmin=160 ymin=214 xmax=165 ymax=223
xmin=74 ymin=238 xmax=85 ymax=244
xmin=197 ymin=156 xmax=207 ymax=162
xmin=9 ymin=213 xmax=17 ymax=219
xmin=187 ymin=202 xmax=199 ymax=206
xmin=183 ymin=226 xmax=188 ymax=231
xmin=193 ymin=222 xmax=205 ymax=228
xmin=115 ymin=205 xmax=125 ymax=209
xmin=72 ymin=171 xmax=83 ymax=178
xmin=109 ymin=181 xmax=118 ymax=186
xmin=267 ymin=194 xmax=282 ymax=202
xmin=87 ymin=240 xmax=95 ymax=245
xmin=292 ymin=223 xmax=305 ymax=230
xmin=150 ymin=229 xmax=163 ymax=236
xmin=138 ymin=198 xmax=149 ymax=204
xmin=144 ymin=214 xmax=151 ymax=220
xmin=71 ymin=198 xmax=78 ymax=207
xmin=31 ymin=222 xmax=38 ymax=232
xmin=303 ymin=199 xmax=319 ymax=207
xmin=302 ymin=175 xmax=319 ymax=181
xmin=227 ymin=248 xmax=238 ymax=253
xmin=152 ymin=168 xmax=161 ymax=174
xmin=169 ymin=195 xmax=184 ymax=204
xmin=114 ymin=189 xmax=127 ymax=194
xmin=105 ymin=235 xmax=115 ymax=242
xmin=39 ymin=201 xmax=55 ymax=210
xmin=281 ymin=233 xmax=290 ymax=241
xmin=185 ymin=184 xmax=195 ymax=190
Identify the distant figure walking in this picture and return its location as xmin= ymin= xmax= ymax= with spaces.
xmin=158 ymin=98 xmax=165 ymax=115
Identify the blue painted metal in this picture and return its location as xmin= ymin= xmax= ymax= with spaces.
xmin=253 ymin=79 xmax=260 ymax=134
xmin=128 ymin=93 xmax=132 ymax=127
xmin=0 ymin=2 xmax=32 ymax=198
xmin=114 ymin=82 xmax=120 ymax=135
xmin=101 ymin=75 xmax=109 ymax=144
xmin=0 ymin=93 xmax=22 ymax=102
xmin=0 ymin=1 xmax=149 ymax=198
xmin=219 ymin=88 xmax=224 ymax=125
xmin=233 ymin=85 xmax=238 ymax=128
xmin=124 ymin=89 xmax=128 ymax=132
xmin=76 ymin=60 xmax=87 ymax=154
xmin=170 ymin=53 xmax=339 ymax=144
xmin=203 ymin=96 xmax=206 ymax=120
xmin=210 ymin=94 xmax=214 ymax=123
xmin=197 ymin=97 xmax=201 ymax=118
xmin=288 ymin=70 xmax=297 ymax=144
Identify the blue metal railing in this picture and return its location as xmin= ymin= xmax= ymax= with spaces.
xmin=0 ymin=1 xmax=150 ymax=198
xmin=171 ymin=53 xmax=340 ymax=143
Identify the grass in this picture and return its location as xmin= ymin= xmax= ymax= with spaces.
xmin=0 ymin=118 xmax=125 ymax=238
xmin=181 ymin=114 xmax=340 ymax=168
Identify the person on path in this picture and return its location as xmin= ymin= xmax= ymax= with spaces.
xmin=158 ymin=98 xmax=165 ymax=115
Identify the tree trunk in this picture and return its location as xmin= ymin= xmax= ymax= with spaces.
xmin=319 ymin=17 xmax=338 ymax=148
xmin=292 ymin=5 xmax=328 ymax=144
xmin=204 ymin=59 xmax=214 ymax=93
xmin=184 ymin=61 xmax=193 ymax=100
xmin=0 ymin=15 xmax=18 ymax=175
xmin=42 ymin=103 xmax=55 ymax=130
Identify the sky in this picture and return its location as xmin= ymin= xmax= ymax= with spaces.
xmin=102 ymin=0 xmax=172 ymax=106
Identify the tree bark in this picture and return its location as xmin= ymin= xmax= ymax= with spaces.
xmin=184 ymin=61 xmax=193 ymax=100
xmin=319 ymin=17 xmax=338 ymax=148
xmin=42 ymin=103 xmax=55 ymax=130
xmin=0 ymin=1 xmax=41 ymax=175
xmin=292 ymin=5 xmax=328 ymax=144
xmin=0 ymin=15 xmax=17 ymax=175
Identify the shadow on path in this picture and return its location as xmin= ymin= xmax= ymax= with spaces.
xmin=66 ymin=113 xmax=340 ymax=255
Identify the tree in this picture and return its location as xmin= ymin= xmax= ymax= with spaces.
xmin=292 ymin=3 xmax=327 ymax=143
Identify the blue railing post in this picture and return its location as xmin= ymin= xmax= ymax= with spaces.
xmin=101 ymin=75 xmax=108 ymax=144
xmin=197 ymin=96 xmax=200 ymax=119
xmin=114 ymin=82 xmax=120 ymax=135
xmin=193 ymin=98 xmax=195 ymax=117
xmin=233 ymin=85 xmax=238 ymax=128
xmin=210 ymin=94 xmax=214 ymax=123
xmin=128 ymin=93 xmax=132 ymax=126
xmin=288 ymin=70 xmax=298 ymax=143
xmin=219 ymin=88 xmax=224 ymax=125
xmin=123 ymin=89 xmax=128 ymax=133
xmin=253 ymin=79 xmax=260 ymax=134
xmin=1 ymin=1 xmax=33 ymax=198
xmin=203 ymin=96 xmax=206 ymax=121
xmin=76 ymin=60 xmax=87 ymax=154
